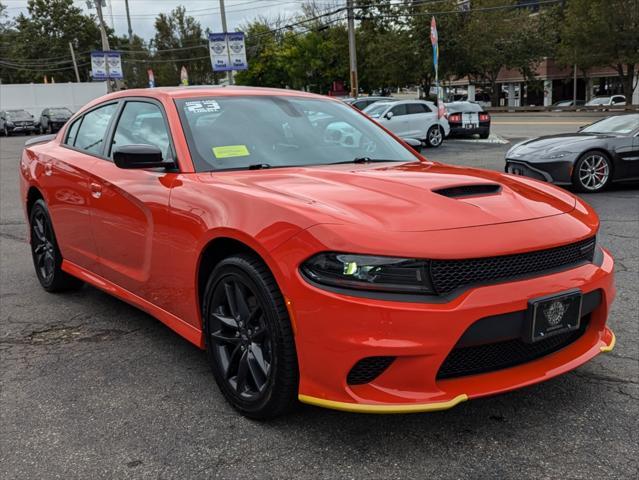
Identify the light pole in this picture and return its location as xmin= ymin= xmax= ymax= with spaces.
xmin=219 ymin=0 xmax=233 ymax=85
xmin=347 ymin=0 xmax=358 ymax=98
xmin=124 ymin=0 xmax=133 ymax=43
xmin=94 ymin=0 xmax=112 ymax=92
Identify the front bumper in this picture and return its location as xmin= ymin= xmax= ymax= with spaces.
xmin=275 ymin=231 xmax=615 ymax=413
xmin=505 ymin=159 xmax=574 ymax=185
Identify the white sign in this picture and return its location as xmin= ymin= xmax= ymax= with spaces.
xmin=209 ymin=32 xmax=248 ymax=72
xmin=91 ymin=51 xmax=123 ymax=80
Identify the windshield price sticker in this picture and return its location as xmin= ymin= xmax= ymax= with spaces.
xmin=185 ymin=100 xmax=221 ymax=113
xmin=213 ymin=145 xmax=250 ymax=158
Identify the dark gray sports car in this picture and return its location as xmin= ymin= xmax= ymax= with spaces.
xmin=505 ymin=114 xmax=639 ymax=192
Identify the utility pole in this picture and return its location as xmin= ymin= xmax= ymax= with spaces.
xmin=124 ymin=0 xmax=133 ymax=43
xmin=347 ymin=0 xmax=358 ymax=98
xmin=219 ymin=0 xmax=233 ymax=85
xmin=94 ymin=0 xmax=113 ymax=92
xmin=573 ymin=64 xmax=577 ymax=106
xmin=69 ymin=42 xmax=81 ymax=83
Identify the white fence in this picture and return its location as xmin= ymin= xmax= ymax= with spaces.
xmin=0 ymin=82 xmax=108 ymax=116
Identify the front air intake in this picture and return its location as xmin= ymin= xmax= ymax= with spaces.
xmin=432 ymin=184 xmax=502 ymax=198
xmin=347 ymin=356 xmax=395 ymax=385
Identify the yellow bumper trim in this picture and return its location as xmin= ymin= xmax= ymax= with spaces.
xmin=298 ymin=393 xmax=468 ymax=414
xmin=600 ymin=331 xmax=616 ymax=352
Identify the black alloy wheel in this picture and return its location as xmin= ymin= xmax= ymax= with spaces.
xmin=29 ymin=199 xmax=82 ymax=292
xmin=202 ymin=254 xmax=298 ymax=419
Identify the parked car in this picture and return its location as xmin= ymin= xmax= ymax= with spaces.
xmin=585 ymin=95 xmax=626 ymax=107
xmin=20 ymin=87 xmax=616 ymax=418
xmin=343 ymin=96 xmax=394 ymax=111
xmin=0 ymin=109 xmax=37 ymax=136
xmin=505 ymin=113 xmax=639 ymax=192
xmin=363 ymin=100 xmax=450 ymax=147
xmin=38 ymin=107 xmax=73 ymax=134
xmin=552 ymin=99 xmax=586 ymax=108
xmin=444 ymin=101 xmax=491 ymax=138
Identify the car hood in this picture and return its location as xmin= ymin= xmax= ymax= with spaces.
xmin=508 ymin=132 xmax=617 ymax=156
xmin=202 ymin=161 xmax=576 ymax=232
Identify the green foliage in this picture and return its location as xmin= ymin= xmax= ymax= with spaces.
xmin=558 ymin=0 xmax=638 ymax=99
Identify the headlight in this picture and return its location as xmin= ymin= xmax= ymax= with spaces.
xmin=543 ymin=151 xmax=572 ymax=160
xmin=301 ymin=253 xmax=434 ymax=294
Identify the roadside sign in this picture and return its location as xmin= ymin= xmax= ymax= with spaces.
xmin=209 ymin=32 xmax=248 ymax=72
xmin=90 ymin=51 xmax=123 ymax=80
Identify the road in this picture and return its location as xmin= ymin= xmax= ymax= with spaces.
xmin=1 ymin=115 xmax=637 ymax=479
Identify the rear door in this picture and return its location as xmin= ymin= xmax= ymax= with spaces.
xmin=405 ymin=102 xmax=435 ymax=138
xmin=46 ymin=103 xmax=119 ymax=270
xmin=87 ymin=98 xmax=177 ymax=305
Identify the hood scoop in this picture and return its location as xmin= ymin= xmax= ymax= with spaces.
xmin=432 ymin=183 xmax=502 ymax=199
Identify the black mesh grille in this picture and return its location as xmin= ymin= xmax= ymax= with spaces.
xmin=347 ymin=356 xmax=395 ymax=385
xmin=437 ymin=319 xmax=589 ymax=380
xmin=430 ymin=237 xmax=596 ymax=294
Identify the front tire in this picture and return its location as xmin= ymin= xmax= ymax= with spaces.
xmin=572 ymin=150 xmax=612 ymax=193
xmin=425 ymin=125 xmax=444 ymax=148
xmin=202 ymin=254 xmax=298 ymax=419
xmin=29 ymin=199 xmax=83 ymax=292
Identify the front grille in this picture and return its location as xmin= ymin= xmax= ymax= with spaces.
xmin=506 ymin=161 xmax=547 ymax=181
xmin=437 ymin=318 xmax=589 ymax=379
xmin=347 ymin=356 xmax=395 ymax=385
xmin=430 ymin=237 xmax=596 ymax=295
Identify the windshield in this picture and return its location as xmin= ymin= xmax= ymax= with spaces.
xmin=7 ymin=110 xmax=32 ymax=121
xmin=50 ymin=108 xmax=72 ymax=116
xmin=363 ymin=102 xmax=392 ymax=118
xmin=177 ymin=96 xmax=417 ymax=172
xmin=581 ymin=114 xmax=639 ymax=134
xmin=586 ymin=97 xmax=610 ymax=105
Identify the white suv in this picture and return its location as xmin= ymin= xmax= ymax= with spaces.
xmin=362 ymin=100 xmax=450 ymax=147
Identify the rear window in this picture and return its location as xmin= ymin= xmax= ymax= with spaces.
xmin=445 ymin=102 xmax=483 ymax=113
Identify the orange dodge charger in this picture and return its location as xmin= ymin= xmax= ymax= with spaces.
xmin=19 ymin=87 xmax=616 ymax=418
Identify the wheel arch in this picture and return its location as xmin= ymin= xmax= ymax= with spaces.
xmin=195 ymin=231 xmax=286 ymax=321
xmin=26 ymin=186 xmax=45 ymax=216
xmin=577 ymin=148 xmax=615 ymax=175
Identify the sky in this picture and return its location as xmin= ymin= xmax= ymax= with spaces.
xmin=1 ymin=0 xmax=340 ymax=40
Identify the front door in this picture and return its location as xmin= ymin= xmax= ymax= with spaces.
xmin=88 ymin=99 xmax=177 ymax=305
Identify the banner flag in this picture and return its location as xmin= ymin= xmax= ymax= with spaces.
xmin=91 ymin=51 xmax=123 ymax=80
xmin=180 ymin=66 xmax=188 ymax=86
xmin=430 ymin=17 xmax=445 ymax=119
xmin=209 ymin=32 xmax=248 ymax=72
xmin=147 ymin=69 xmax=155 ymax=88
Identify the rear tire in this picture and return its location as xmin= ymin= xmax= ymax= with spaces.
xmin=202 ymin=253 xmax=298 ymax=419
xmin=479 ymin=132 xmax=489 ymax=139
xmin=425 ymin=125 xmax=444 ymax=148
xmin=29 ymin=199 xmax=83 ymax=292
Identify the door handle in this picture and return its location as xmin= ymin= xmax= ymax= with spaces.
xmin=89 ymin=182 xmax=102 ymax=199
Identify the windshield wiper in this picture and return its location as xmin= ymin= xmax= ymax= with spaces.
xmin=329 ymin=157 xmax=396 ymax=165
xmin=248 ymin=163 xmax=272 ymax=170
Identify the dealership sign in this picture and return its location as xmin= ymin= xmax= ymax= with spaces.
xmin=209 ymin=32 xmax=248 ymax=72
xmin=91 ymin=51 xmax=123 ymax=80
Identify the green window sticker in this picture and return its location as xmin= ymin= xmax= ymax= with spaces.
xmin=212 ymin=145 xmax=250 ymax=158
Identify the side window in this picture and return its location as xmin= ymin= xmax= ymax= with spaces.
xmin=73 ymin=103 xmax=117 ymax=155
xmin=65 ymin=117 xmax=82 ymax=146
xmin=110 ymin=101 xmax=171 ymax=160
xmin=390 ymin=104 xmax=408 ymax=116
xmin=407 ymin=103 xmax=428 ymax=114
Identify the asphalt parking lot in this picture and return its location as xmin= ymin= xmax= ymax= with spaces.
xmin=1 ymin=117 xmax=638 ymax=479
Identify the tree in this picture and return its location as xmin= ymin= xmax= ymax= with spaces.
xmin=151 ymin=6 xmax=211 ymax=86
xmin=9 ymin=0 xmax=104 ymax=83
xmin=558 ymin=0 xmax=639 ymax=102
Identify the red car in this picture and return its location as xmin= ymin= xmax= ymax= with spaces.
xmin=19 ymin=87 xmax=616 ymax=418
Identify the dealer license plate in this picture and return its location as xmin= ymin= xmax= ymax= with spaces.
xmin=526 ymin=290 xmax=582 ymax=343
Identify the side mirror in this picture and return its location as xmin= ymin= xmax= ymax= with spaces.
xmin=402 ymin=137 xmax=423 ymax=153
xmin=113 ymin=144 xmax=173 ymax=169
xmin=385 ymin=111 xmax=394 ymax=120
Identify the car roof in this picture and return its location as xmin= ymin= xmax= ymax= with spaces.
xmin=110 ymin=86 xmax=327 ymax=100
